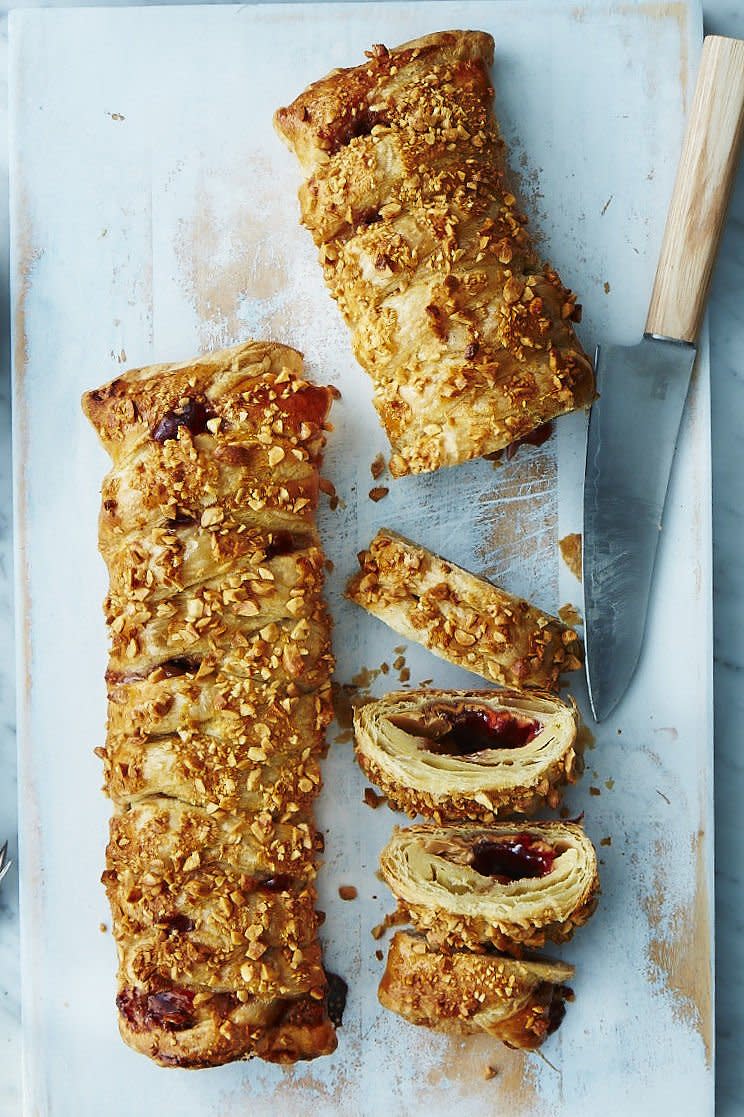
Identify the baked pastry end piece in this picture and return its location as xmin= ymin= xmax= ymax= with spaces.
xmin=275 ymin=30 xmax=595 ymax=475
xmin=379 ymin=932 xmax=575 ymax=1050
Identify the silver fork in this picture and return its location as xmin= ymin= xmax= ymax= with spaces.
xmin=0 ymin=841 xmax=12 ymax=886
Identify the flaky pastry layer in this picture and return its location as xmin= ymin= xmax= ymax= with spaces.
xmin=379 ymin=821 xmax=599 ymax=952
xmin=355 ymin=688 xmax=580 ymax=821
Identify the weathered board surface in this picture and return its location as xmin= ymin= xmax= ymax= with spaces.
xmin=10 ymin=3 xmax=712 ymax=1114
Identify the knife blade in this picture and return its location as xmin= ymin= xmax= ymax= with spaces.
xmin=583 ymin=35 xmax=744 ymax=721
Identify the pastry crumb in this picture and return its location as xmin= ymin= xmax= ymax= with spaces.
xmin=558 ymin=602 xmax=583 ymax=627
xmin=399 ymin=667 xmax=411 ymax=682
xmin=99 ymin=922 xmax=108 ymax=933
xmin=339 ymin=885 xmax=358 ymax=901
xmin=600 ymin=836 xmax=612 ymax=847
xmin=589 ymin=786 xmax=601 ymax=796
xmin=484 ymin=1065 xmax=499 ymax=1081
xmin=604 ymin=280 xmax=611 ymax=294
xmin=371 ymin=923 xmax=386 ymax=940
xmin=605 ymin=778 xmax=615 ymax=790
xmin=559 ymin=533 xmax=582 ymax=581
xmin=364 ymin=787 xmax=386 ymax=809
xmin=369 ymin=486 xmax=389 ymax=502
xmin=370 ymin=453 xmax=386 ymax=480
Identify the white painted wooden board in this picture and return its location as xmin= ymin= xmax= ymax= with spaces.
xmin=10 ymin=2 xmax=713 ymax=1114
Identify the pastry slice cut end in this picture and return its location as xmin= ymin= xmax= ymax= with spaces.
xmin=379 ymin=820 xmax=599 ymax=952
xmin=355 ymin=687 xmax=580 ymax=821
xmin=379 ymin=931 xmax=575 ymax=1050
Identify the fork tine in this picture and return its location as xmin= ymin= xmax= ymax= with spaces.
xmin=0 ymin=843 xmax=10 ymax=885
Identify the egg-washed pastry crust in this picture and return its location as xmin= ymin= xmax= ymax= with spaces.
xmin=355 ymin=688 xmax=580 ymax=822
xmin=379 ymin=931 xmax=575 ymax=1050
xmin=275 ymin=30 xmax=594 ymax=476
xmin=83 ymin=340 xmax=340 ymax=1067
xmin=379 ymin=821 xmax=599 ymax=953
xmin=347 ymin=528 xmax=582 ymax=691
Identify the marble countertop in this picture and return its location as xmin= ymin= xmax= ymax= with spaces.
xmin=0 ymin=2 xmax=742 ymax=1113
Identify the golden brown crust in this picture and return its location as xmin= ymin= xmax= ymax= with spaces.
xmin=379 ymin=821 xmax=599 ymax=953
xmin=83 ymin=341 xmax=338 ymax=1066
xmin=275 ymin=31 xmax=594 ymax=475
xmin=346 ymin=529 xmax=582 ymax=690
xmin=379 ymin=932 xmax=575 ymax=1050
xmin=354 ymin=688 xmax=580 ymax=822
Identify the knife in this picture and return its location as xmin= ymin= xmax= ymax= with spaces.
xmin=583 ymin=35 xmax=744 ymax=722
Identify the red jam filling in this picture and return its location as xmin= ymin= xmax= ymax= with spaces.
xmin=152 ymin=398 xmax=213 ymax=443
xmin=425 ymin=708 xmax=541 ymax=756
xmin=325 ymin=971 xmax=348 ymax=1028
xmin=117 ymin=986 xmax=195 ymax=1033
xmin=505 ymin=421 xmax=555 ymax=460
xmin=159 ymin=656 xmax=200 ymax=678
xmin=162 ymin=913 xmax=195 ymax=935
xmin=470 ymin=834 xmax=557 ymax=883
xmin=259 ymin=874 xmax=295 ymax=893
xmin=264 ymin=530 xmax=311 ymax=560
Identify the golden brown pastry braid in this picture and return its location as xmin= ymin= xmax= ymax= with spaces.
xmin=275 ymin=30 xmax=594 ymax=476
xmin=83 ymin=340 xmax=343 ymax=1068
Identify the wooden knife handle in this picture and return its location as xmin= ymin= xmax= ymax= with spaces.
xmin=645 ymin=35 xmax=744 ymax=343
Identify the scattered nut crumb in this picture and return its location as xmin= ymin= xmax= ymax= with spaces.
xmin=99 ymin=922 xmax=108 ymax=933
xmin=558 ymin=603 xmax=583 ymax=627
xmin=364 ymin=787 xmax=386 ymax=809
xmin=375 ymin=949 xmax=384 ymax=962
xmin=339 ymin=885 xmax=358 ymax=901
xmin=604 ymin=281 xmax=611 ymax=294
xmin=600 ymin=836 xmax=612 ymax=847
xmin=393 ymin=645 xmax=406 ymax=654
xmin=369 ymin=486 xmax=389 ymax=502
xmin=605 ymin=778 xmax=615 ymax=790
xmin=393 ymin=655 xmax=405 ymax=670
xmin=370 ymin=453 xmax=385 ymax=480
xmin=380 ymin=661 xmax=390 ymax=675
xmin=371 ymin=923 xmax=385 ymax=940
xmin=559 ymin=533 xmax=583 ymax=581
xmin=589 ymin=786 xmax=601 ymax=796
xmin=484 ymin=1065 xmax=499 ymax=1081
xmin=399 ymin=668 xmax=410 ymax=682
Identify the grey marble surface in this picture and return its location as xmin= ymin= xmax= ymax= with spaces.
xmin=0 ymin=2 xmax=742 ymax=1114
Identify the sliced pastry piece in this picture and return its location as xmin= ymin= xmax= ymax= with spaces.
xmin=379 ymin=931 xmax=575 ymax=1050
xmin=275 ymin=31 xmax=594 ymax=476
xmin=355 ymin=688 xmax=580 ymax=821
xmin=347 ymin=529 xmax=582 ymax=690
xmin=379 ymin=821 xmax=598 ymax=952
xmin=83 ymin=341 xmax=340 ymax=1068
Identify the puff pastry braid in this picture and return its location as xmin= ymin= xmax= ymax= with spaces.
xmin=83 ymin=341 xmax=341 ymax=1067
xmin=379 ymin=932 xmax=575 ymax=1050
xmin=275 ymin=30 xmax=594 ymax=476
xmin=379 ymin=821 xmax=598 ymax=952
xmin=347 ymin=529 xmax=582 ymax=690
xmin=355 ymin=688 xmax=579 ymax=821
